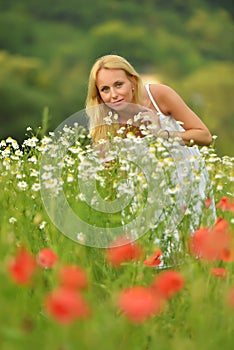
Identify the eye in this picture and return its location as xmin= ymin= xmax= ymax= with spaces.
xmin=101 ymin=86 xmax=109 ymax=93
xmin=116 ymin=82 xmax=123 ymax=87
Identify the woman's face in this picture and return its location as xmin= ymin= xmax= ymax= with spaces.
xmin=96 ymin=68 xmax=135 ymax=110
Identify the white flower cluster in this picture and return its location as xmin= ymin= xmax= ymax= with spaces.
xmin=0 ymin=122 xmax=233 ymax=252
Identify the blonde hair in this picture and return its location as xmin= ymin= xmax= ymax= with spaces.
xmin=85 ymin=54 xmax=143 ymax=143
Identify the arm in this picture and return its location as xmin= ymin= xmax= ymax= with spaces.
xmin=149 ymin=84 xmax=212 ymax=146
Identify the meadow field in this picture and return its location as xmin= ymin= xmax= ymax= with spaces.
xmin=0 ymin=125 xmax=233 ymax=350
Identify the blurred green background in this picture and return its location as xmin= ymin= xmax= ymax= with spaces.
xmin=0 ymin=0 xmax=233 ymax=155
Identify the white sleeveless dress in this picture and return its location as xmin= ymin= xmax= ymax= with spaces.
xmin=145 ymin=84 xmax=216 ymax=263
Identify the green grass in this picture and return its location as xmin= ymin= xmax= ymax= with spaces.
xmin=0 ymin=129 xmax=233 ymax=350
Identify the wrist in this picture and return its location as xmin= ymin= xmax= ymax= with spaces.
xmin=164 ymin=129 xmax=170 ymax=140
xmin=158 ymin=129 xmax=170 ymax=140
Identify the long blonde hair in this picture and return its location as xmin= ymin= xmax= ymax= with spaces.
xmin=85 ymin=54 xmax=143 ymax=143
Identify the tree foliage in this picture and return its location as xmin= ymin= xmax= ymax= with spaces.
xmin=0 ymin=0 xmax=233 ymax=155
xmin=179 ymin=63 xmax=234 ymax=155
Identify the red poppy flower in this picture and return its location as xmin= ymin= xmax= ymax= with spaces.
xmin=228 ymin=288 xmax=234 ymax=308
xmin=37 ymin=248 xmax=58 ymax=268
xmin=151 ymin=270 xmax=185 ymax=300
xmin=205 ymin=198 xmax=212 ymax=209
xmin=189 ymin=225 xmax=232 ymax=262
xmin=220 ymin=247 xmax=234 ymax=262
xmin=8 ymin=248 xmax=36 ymax=285
xmin=143 ymin=249 xmax=162 ymax=267
xmin=216 ymin=197 xmax=231 ymax=211
xmin=117 ymin=286 xmax=163 ymax=323
xmin=213 ymin=217 xmax=229 ymax=233
xmin=230 ymin=199 xmax=234 ymax=213
xmin=210 ymin=267 xmax=228 ymax=279
xmin=58 ymin=265 xmax=87 ymax=290
xmin=189 ymin=227 xmax=210 ymax=258
xmin=207 ymin=230 xmax=231 ymax=261
xmin=106 ymin=236 xmax=142 ymax=266
xmin=44 ymin=287 xmax=90 ymax=325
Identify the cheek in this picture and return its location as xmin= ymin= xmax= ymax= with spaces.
xmin=99 ymin=91 xmax=107 ymax=102
xmin=125 ymin=83 xmax=134 ymax=100
xmin=127 ymin=88 xmax=134 ymax=102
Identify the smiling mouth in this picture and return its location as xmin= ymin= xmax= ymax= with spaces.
xmin=113 ymin=99 xmax=124 ymax=104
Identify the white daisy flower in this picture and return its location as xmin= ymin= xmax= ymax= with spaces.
xmin=9 ymin=217 xmax=17 ymax=224
xmin=17 ymin=181 xmax=28 ymax=190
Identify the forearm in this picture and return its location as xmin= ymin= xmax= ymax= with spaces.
xmin=175 ymin=129 xmax=212 ymax=146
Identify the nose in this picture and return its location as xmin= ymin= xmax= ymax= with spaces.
xmin=110 ymin=87 xmax=118 ymax=100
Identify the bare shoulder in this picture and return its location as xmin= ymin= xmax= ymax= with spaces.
xmin=149 ymin=83 xmax=177 ymax=98
xmin=148 ymin=83 xmax=179 ymax=114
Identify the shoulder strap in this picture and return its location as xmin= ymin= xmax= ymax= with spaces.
xmin=145 ymin=83 xmax=161 ymax=115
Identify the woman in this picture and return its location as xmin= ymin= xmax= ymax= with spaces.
xmin=85 ymin=54 xmax=216 ymax=263
xmin=85 ymin=54 xmax=212 ymax=146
